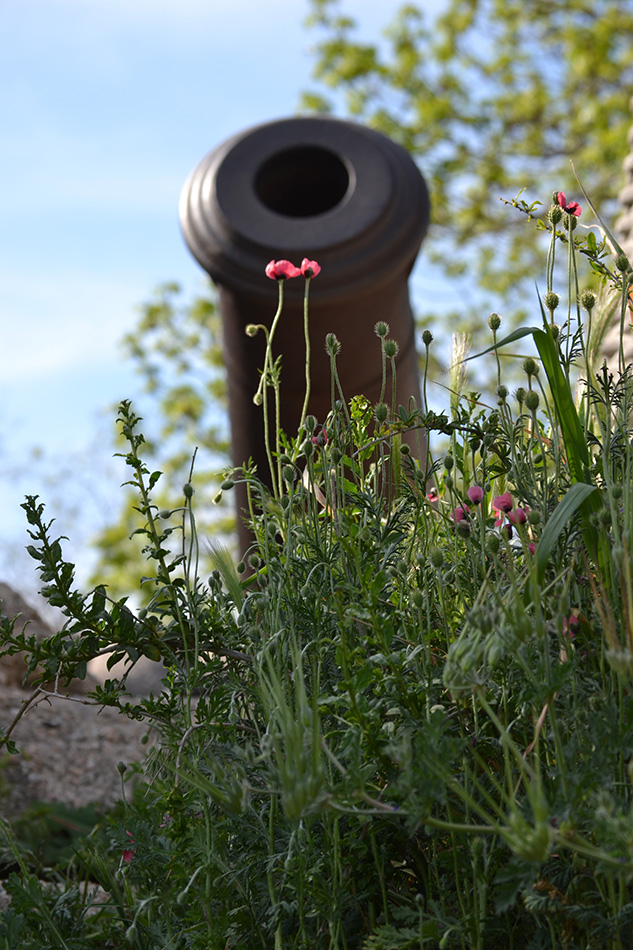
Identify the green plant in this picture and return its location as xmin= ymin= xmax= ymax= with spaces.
xmin=2 ymin=192 xmax=633 ymax=948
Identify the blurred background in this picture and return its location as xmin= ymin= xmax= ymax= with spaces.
xmin=1 ymin=0 xmax=413 ymax=594
xmin=3 ymin=0 xmax=632 ymax=601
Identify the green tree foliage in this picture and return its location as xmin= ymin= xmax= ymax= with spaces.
xmin=302 ymin=0 xmax=633 ymax=302
xmin=88 ymin=284 xmax=233 ymax=597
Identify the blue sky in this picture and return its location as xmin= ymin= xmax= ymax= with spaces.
xmin=1 ymin=0 xmax=452 ymax=591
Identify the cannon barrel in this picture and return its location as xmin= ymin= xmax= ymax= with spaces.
xmin=179 ymin=116 xmax=430 ymax=548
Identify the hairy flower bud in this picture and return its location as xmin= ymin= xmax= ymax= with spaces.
xmin=522 ymin=358 xmax=539 ymax=377
xmin=456 ymin=520 xmax=471 ymax=539
xmin=525 ymin=390 xmax=540 ymax=411
xmin=579 ymin=289 xmax=597 ymax=311
xmin=374 ymin=402 xmax=389 ymax=424
xmin=422 ymin=329 xmax=433 ymax=346
xmin=325 ymin=333 xmax=341 ymax=356
xmin=383 ymin=339 xmax=399 ymax=358
xmin=548 ymin=205 xmax=563 ymax=225
xmin=543 ymin=291 xmax=559 ymax=311
xmin=488 ymin=312 xmax=501 ymax=331
xmin=374 ymin=321 xmax=389 ymax=338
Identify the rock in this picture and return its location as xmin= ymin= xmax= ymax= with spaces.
xmin=0 ymin=582 xmax=95 ymax=693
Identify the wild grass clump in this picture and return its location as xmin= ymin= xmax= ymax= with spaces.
xmin=2 ymin=194 xmax=633 ymax=949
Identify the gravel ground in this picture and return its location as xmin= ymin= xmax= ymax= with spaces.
xmin=0 ymin=583 xmax=160 ymax=819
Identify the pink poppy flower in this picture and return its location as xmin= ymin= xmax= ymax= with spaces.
xmin=122 ymin=830 xmax=136 ymax=863
xmin=467 ymin=485 xmax=484 ymax=505
xmin=301 ymin=258 xmax=321 ymax=278
xmin=556 ymin=192 xmax=582 ymax=218
xmin=507 ymin=507 xmax=528 ymax=526
xmin=265 ymin=259 xmax=301 ymax=280
xmin=562 ymin=614 xmax=580 ymax=640
xmin=452 ymin=504 xmax=470 ymax=523
xmin=492 ymin=492 xmax=513 ymax=513
xmin=492 ymin=491 xmax=513 ymax=527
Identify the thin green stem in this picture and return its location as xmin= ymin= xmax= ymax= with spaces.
xmin=299 ymin=277 xmax=312 ymax=428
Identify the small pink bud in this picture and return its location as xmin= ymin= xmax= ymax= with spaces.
xmin=467 ymin=485 xmax=484 ymax=505
xmin=528 ymin=542 xmax=536 ymax=555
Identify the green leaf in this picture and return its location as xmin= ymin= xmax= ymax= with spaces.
xmin=534 ymin=482 xmax=598 ymax=588
xmin=465 ymin=326 xmax=541 ymax=363
xmin=532 ymin=327 xmax=589 ymax=481
xmin=531 ymin=324 xmax=607 ymax=576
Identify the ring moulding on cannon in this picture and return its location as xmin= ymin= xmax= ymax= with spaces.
xmin=179 ymin=115 xmax=431 ymax=548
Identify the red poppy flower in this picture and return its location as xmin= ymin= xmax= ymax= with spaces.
xmin=562 ymin=614 xmax=580 ymax=639
xmin=556 ymin=192 xmax=582 ymax=218
xmin=301 ymin=258 xmax=321 ymax=278
xmin=122 ymin=830 xmax=136 ymax=863
xmin=265 ymin=259 xmax=301 ymax=280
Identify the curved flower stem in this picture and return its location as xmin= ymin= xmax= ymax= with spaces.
xmin=254 ymin=281 xmax=287 ymax=497
xmin=299 ymin=277 xmax=312 ymax=429
xmin=546 ymin=221 xmax=556 ymax=296
xmin=254 ymin=280 xmax=285 ymax=408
